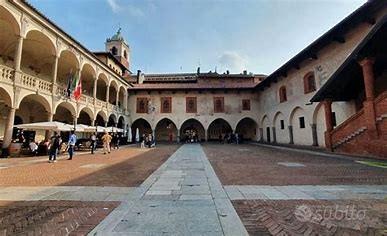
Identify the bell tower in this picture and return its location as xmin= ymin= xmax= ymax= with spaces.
xmin=106 ymin=28 xmax=130 ymax=69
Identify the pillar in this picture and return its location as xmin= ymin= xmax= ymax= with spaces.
xmin=323 ymin=100 xmax=333 ymax=151
xmin=45 ymin=113 xmax=54 ymax=140
xmin=73 ymin=116 xmax=77 ymax=131
xmin=91 ymin=119 xmax=96 ymax=127
xmin=1 ymin=108 xmax=16 ymax=158
xmin=271 ymin=127 xmax=277 ymax=143
xmin=52 ymin=55 xmax=59 ymax=85
xmin=124 ymin=92 xmax=128 ymax=112
xmin=106 ymin=86 xmax=110 ymax=104
xmin=176 ymin=129 xmax=180 ymax=143
xmin=259 ymin=128 xmax=263 ymax=142
xmin=116 ymin=90 xmax=119 ymax=106
xmin=288 ymin=125 xmax=294 ymax=144
xmin=152 ymin=129 xmax=156 ymax=141
xmin=359 ymin=58 xmax=378 ymax=138
xmin=105 ymin=121 xmax=108 ymax=128
xmin=205 ymin=129 xmax=208 ymax=142
xmin=14 ymin=36 xmax=24 ymax=71
xmin=311 ymin=123 xmax=318 ymax=146
xmin=93 ymin=78 xmax=97 ymax=99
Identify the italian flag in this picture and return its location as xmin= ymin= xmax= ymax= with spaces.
xmin=72 ymin=74 xmax=82 ymax=100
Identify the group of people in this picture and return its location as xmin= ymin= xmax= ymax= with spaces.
xmin=47 ymin=131 xmax=77 ymax=163
xmin=182 ymin=129 xmax=199 ymax=143
xmin=140 ymin=133 xmax=155 ymax=148
xmin=218 ymin=132 xmax=243 ymax=144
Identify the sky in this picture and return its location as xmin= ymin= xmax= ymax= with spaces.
xmin=28 ymin=0 xmax=366 ymax=75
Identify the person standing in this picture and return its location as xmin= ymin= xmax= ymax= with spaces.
xmin=67 ymin=130 xmax=77 ymax=160
xmin=90 ymin=133 xmax=97 ymax=154
xmin=101 ymin=131 xmax=112 ymax=154
xmin=48 ymin=132 xmax=60 ymax=163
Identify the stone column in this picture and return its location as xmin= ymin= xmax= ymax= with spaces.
xmin=259 ymin=128 xmax=263 ymax=142
xmin=323 ymin=100 xmax=333 ymax=151
xmin=104 ymin=121 xmax=108 ymax=128
xmin=359 ymin=58 xmax=378 ymax=138
xmin=93 ymin=78 xmax=98 ymax=100
xmin=205 ymin=129 xmax=208 ymax=142
xmin=176 ymin=129 xmax=180 ymax=143
xmin=124 ymin=92 xmax=128 ymax=112
xmin=106 ymin=86 xmax=110 ymax=104
xmin=52 ymin=55 xmax=59 ymax=93
xmin=152 ymin=129 xmax=156 ymax=141
xmin=288 ymin=125 xmax=294 ymax=144
xmin=91 ymin=119 xmax=96 ymax=127
xmin=311 ymin=123 xmax=318 ymax=146
xmin=45 ymin=113 xmax=54 ymax=140
xmin=272 ymin=127 xmax=277 ymax=143
xmin=116 ymin=90 xmax=119 ymax=106
xmin=14 ymin=36 xmax=24 ymax=71
xmin=1 ymin=108 xmax=16 ymax=157
xmin=73 ymin=116 xmax=77 ymax=131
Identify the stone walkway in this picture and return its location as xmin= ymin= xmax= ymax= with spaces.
xmin=89 ymin=144 xmax=248 ymax=235
xmin=225 ymin=185 xmax=387 ymax=200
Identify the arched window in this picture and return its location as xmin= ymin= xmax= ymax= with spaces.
xmin=124 ymin=50 xmax=127 ymax=59
xmin=304 ymin=72 xmax=316 ymax=94
xmin=111 ymin=46 xmax=118 ymax=55
xmin=279 ymin=86 xmax=287 ymax=103
xmin=161 ymin=97 xmax=172 ymax=113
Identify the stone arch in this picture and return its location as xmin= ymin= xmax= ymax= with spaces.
xmin=118 ymin=85 xmax=126 ymax=109
xmin=107 ymin=113 xmax=117 ymax=127
xmin=95 ymin=110 xmax=107 ymax=126
xmin=117 ymin=115 xmax=125 ymax=129
xmin=15 ymin=94 xmax=51 ymax=124
xmin=260 ymin=115 xmax=271 ymax=142
xmin=235 ymin=117 xmax=258 ymax=141
xmin=78 ymin=106 xmax=94 ymax=125
xmin=17 ymin=93 xmax=51 ymax=112
xmin=0 ymin=87 xmax=13 ymax=108
xmin=273 ymin=111 xmax=288 ymax=144
xmin=0 ymin=6 xmax=20 ymax=65
xmin=180 ymin=118 xmax=205 ymax=142
xmin=80 ymin=63 xmax=96 ymax=97
xmin=57 ymin=49 xmax=80 ymax=87
xmin=312 ymin=102 xmax=326 ymax=147
xmin=108 ymin=80 xmax=119 ymax=105
xmin=96 ymin=73 xmax=109 ymax=101
xmin=131 ymin=118 xmax=152 ymax=142
xmin=21 ymin=30 xmax=56 ymax=81
xmin=207 ymin=118 xmax=232 ymax=141
xmin=155 ymin=118 xmax=178 ymax=142
xmin=289 ymin=106 xmax=312 ymax=146
xmin=53 ymin=101 xmax=76 ymax=124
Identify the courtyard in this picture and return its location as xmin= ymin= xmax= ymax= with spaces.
xmin=0 ymin=143 xmax=386 ymax=235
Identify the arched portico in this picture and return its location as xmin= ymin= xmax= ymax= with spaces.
xmin=155 ymin=118 xmax=178 ymax=142
xmin=78 ymin=107 xmax=94 ymax=125
xmin=235 ymin=117 xmax=258 ymax=141
xmin=273 ymin=111 xmax=288 ymax=144
xmin=80 ymin=63 xmax=96 ymax=97
xmin=0 ymin=6 xmax=20 ymax=67
xmin=95 ymin=110 xmax=107 ymax=126
xmin=207 ymin=118 xmax=232 ymax=141
xmin=53 ymin=102 xmax=76 ymax=124
xmin=131 ymin=118 xmax=152 ymax=142
xmin=96 ymin=73 xmax=108 ymax=101
xmin=107 ymin=113 xmax=117 ymax=127
xmin=289 ymin=106 xmax=312 ymax=145
xmin=57 ymin=50 xmax=79 ymax=87
xmin=180 ymin=118 xmax=205 ymax=142
xmin=261 ymin=115 xmax=271 ymax=142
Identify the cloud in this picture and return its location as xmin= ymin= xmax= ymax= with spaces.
xmin=218 ymin=51 xmax=248 ymax=73
xmin=107 ymin=0 xmax=120 ymax=13
xmin=106 ymin=0 xmax=155 ymax=18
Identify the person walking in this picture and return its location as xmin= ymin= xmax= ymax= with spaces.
xmin=90 ymin=133 xmax=97 ymax=154
xmin=48 ymin=132 xmax=60 ymax=163
xmin=101 ymin=131 xmax=112 ymax=154
xmin=67 ymin=130 xmax=77 ymax=160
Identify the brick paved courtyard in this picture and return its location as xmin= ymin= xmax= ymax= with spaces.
xmin=0 ymin=144 xmax=386 ymax=235
xmin=203 ymin=144 xmax=387 ymax=185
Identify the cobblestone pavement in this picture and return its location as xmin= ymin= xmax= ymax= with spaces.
xmin=0 ymin=201 xmax=119 ymax=235
xmin=90 ymin=144 xmax=248 ymax=235
xmin=232 ymin=199 xmax=387 ymax=236
xmin=203 ymin=144 xmax=387 ymax=185
xmin=0 ymin=144 xmax=179 ymax=187
xmin=225 ymin=185 xmax=387 ymax=200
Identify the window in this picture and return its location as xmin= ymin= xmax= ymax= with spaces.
xmin=214 ymin=97 xmax=225 ymax=113
xmin=186 ymin=97 xmax=197 ymax=113
xmin=303 ymin=72 xmax=316 ymax=94
xmin=242 ymin=99 xmax=251 ymax=111
xmin=280 ymin=120 xmax=285 ymax=130
xmin=136 ymin=97 xmax=148 ymax=113
xmin=279 ymin=86 xmax=287 ymax=103
xmin=124 ymin=50 xmax=127 ymax=59
xmin=161 ymin=97 xmax=172 ymax=113
xmin=299 ymin=117 xmax=305 ymax=129
xmin=332 ymin=112 xmax=337 ymax=127
xmin=111 ymin=46 xmax=118 ymax=55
